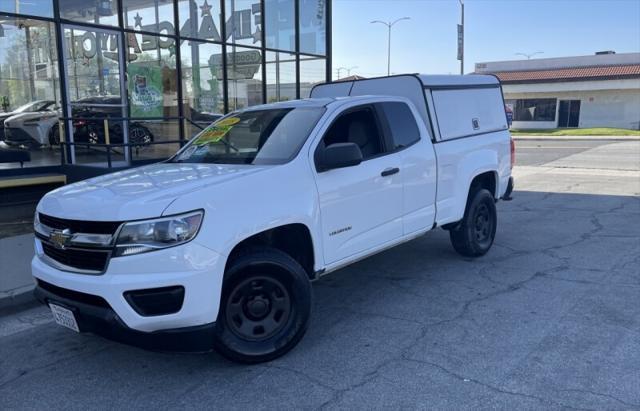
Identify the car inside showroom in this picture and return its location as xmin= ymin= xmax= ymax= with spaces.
xmin=0 ymin=0 xmax=330 ymax=181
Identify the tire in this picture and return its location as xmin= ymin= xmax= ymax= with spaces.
xmin=213 ymin=246 xmax=312 ymax=363
xmin=449 ymin=188 xmax=497 ymax=257
xmin=49 ymin=126 xmax=60 ymax=146
xmin=129 ymin=125 xmax=153 ymax=147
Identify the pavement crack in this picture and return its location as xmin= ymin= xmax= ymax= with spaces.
xmin=400 ymin=357 xmax=594 ymax=411
xmin=558 ymin=388 xmax=640 ymax=408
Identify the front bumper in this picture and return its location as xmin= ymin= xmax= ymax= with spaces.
xmin=32 ymin=238 xmax=226 ymax=338
xmin=4 ymin=127 xmax=37 ymax=145
xmin=34 ymin=279 xmax=217 ymax=352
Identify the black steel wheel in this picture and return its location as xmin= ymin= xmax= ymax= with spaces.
xmin=214 ymin=247 xmax=312 ymax=363
xmin=449 ymin=188 xmax=497 ymax=257
xmin=130 ymin=125 xmax=153 ymax=147
xmin=225 ymin=276 xmax=291 ymax=341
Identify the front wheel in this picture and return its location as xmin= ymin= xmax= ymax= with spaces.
xmin=213 ymin=247 xmax=312 ymax=363
xmin=449 ymin=188 xmax=497 ymax=257
xmin=48 ymin=126 xmax=60 ymax=146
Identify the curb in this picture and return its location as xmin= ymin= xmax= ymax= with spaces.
xmin=0 ymin=286 xmax=36 ymax=310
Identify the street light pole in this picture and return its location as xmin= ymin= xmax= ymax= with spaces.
xmin=371 ymin=17 xmax=410 ymax=76
xmin=459 ymin=0 xmax=464 ymax=75
xmin=515 ymin=51 xmax=544 ymax=60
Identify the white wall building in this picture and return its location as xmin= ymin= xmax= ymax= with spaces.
xmin=475 ymin=52 xmax=640 ymax=130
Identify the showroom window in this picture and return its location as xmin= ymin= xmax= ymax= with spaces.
xmin=299 ymin=55 xmax=325 ymax=98
xmin=126 ymin=32 xmax=178 ymax=118
xmin=181 ymin=40 xmax=225 ymax=137
xmin=227 ymin=46 xmax=263 ymax=111
xmin=266 ymin=51 xmax=296 ymax=102
xmin=0 ymin=17 xmax=61 ymax=169
xmin=226 ymin=0 xmax=262 ymax=47
xmin=0 ymin=0 xmax=329 ymax=174
xmin=508 ymin=99 xmax=557 ymax=122
xmin=265 ymin=0 xmax=295 ymax=52
xmin=0 ymin=0 xmax=54 ymax=18
xmin=178 ymin=0 xmax=223 ymax=41
xmin=58 ymin=0 xmax=120 ymax=27
xmin=299 ymin=0 xmax=326 ymax=55
xmin=122 ymin=0 xmax=175 ymax=34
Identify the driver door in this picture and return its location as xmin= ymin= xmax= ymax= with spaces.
xmin=313 ymin=105 xmax=404 ymax=265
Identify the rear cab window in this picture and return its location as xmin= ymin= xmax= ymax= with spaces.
xmin=376 ymin=102 xmax=421 ymax=151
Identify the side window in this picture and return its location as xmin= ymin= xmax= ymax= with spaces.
xmin=379 ymin=102 xmax=421 ymax=150
xmin=321 ymin=107 xmax=385 ymax=160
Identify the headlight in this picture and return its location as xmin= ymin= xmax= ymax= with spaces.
xmin=34 ymin=211 xmax=40 ymax=233
xmin=114 ymin=210 xmax=203 ymax=257
xmin=24 ymin=117 xmax=47 ymax=125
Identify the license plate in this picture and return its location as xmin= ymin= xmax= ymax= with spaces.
xmin=49 ymin=303 xmax=80 ymax=332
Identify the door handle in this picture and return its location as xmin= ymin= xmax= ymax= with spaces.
xmin=381 ymin=167 xmax=400 ymax=177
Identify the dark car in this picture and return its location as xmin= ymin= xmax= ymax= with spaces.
xmin=70 ymin=97 xmax=154 ymax=146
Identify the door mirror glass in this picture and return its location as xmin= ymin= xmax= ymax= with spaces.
xmin=318 ymin=142 xmax=363 ymax=172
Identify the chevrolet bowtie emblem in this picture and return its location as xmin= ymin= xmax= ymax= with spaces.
xmin=50 ymin=229 xmax=72 ymax=250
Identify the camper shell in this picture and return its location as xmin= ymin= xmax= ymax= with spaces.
xmin=311 ymin=74 xmax=510 ymax=143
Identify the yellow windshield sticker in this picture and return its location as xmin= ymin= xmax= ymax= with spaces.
xmin=194 ymin=117 xmax=240 ymax=145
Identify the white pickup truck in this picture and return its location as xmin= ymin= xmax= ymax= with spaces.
xmin=32 ymin=74 xmax=514 ymax=363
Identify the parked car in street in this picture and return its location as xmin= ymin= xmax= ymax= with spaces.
xmin=1 ymin=100 xmax=58 ymax=145
xmin=32 ymin=74 xmax=514 ymax=363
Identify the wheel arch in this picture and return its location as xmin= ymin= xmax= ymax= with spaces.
xmin=225 ymin=223 xmax=316 ymax=279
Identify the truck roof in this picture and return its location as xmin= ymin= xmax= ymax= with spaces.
xmin=416 ymin=74 xmax=499 ymax=87
xmin=240 ymin=95 xmax=387 ymax=112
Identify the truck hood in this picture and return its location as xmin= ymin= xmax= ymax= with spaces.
xmin=39 ymin=162 xmax=270 ymax=221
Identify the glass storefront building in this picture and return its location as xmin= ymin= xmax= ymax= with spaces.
xmin=0 ymin=0 xmax=330 ymax=176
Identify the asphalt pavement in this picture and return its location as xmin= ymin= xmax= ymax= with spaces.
xmin=1 ymin=139 xmax=639 ymax=410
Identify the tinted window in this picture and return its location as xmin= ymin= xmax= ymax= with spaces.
xmin=379 ymin=102 xmax=420 ymax=149
xmin=507 ymin=99 xmax=557 ymax=122
xmin=322 ymin=108 xmax=384 ymax=160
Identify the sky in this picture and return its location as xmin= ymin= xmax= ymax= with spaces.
xmin=332 ymin=0 xmax=640 ymax=77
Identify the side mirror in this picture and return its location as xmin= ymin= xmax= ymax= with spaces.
xmin=317 ymin=142 xmax=363 ymax=172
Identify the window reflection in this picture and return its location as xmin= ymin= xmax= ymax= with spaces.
xmin=178 ymin=0 xmax=223 ymax=41
xmin=0 ymin=0 xmax=54 ymax=18
xmin=299 ymin=0 xmax=326 ymax=55
xmin=299 ymin=55 xmax=325 ymax=98
xmin=122 ymin=0 xmax=175 ymax=34
xmin=180 ymin=40 xmax=224 ymax=136
xmin=0 ymin=17 xmax=61 ymax=168
xmin=265 ymin=0 xmax=295 ymax=52
xmin=58 ymin=0 xmax=120 ymax=27
xmin=227 ymin=46 xmax=263 ymax=110
xmin=226 ymin=0 xmax=262 ymax=47
xmin=266 ymin=52 xmax=296 ymax=102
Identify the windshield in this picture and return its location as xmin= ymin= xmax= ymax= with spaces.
xmin=14 ymin=101 xmax=53 ymax=113
xmin=172 ymin=107 xmax=325 ymax=165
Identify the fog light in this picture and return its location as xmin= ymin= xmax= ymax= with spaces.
xmin=124 ymin=286 xmax=184 ymax=317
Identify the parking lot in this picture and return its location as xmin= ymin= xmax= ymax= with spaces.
xmin=1 ymin=138 xmax=639 ymax=410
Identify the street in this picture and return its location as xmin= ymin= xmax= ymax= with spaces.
xmin=1 ymin=138 xmax=639 ymax=410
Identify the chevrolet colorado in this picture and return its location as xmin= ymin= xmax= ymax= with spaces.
xmin=32 ymin=74 xmax=514 ymax=363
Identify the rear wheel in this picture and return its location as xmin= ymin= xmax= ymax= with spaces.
xmin=449 ymin=188 xmax=497 ymax=257
xmin=213 ymin=247 xmax=312 ymax=363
